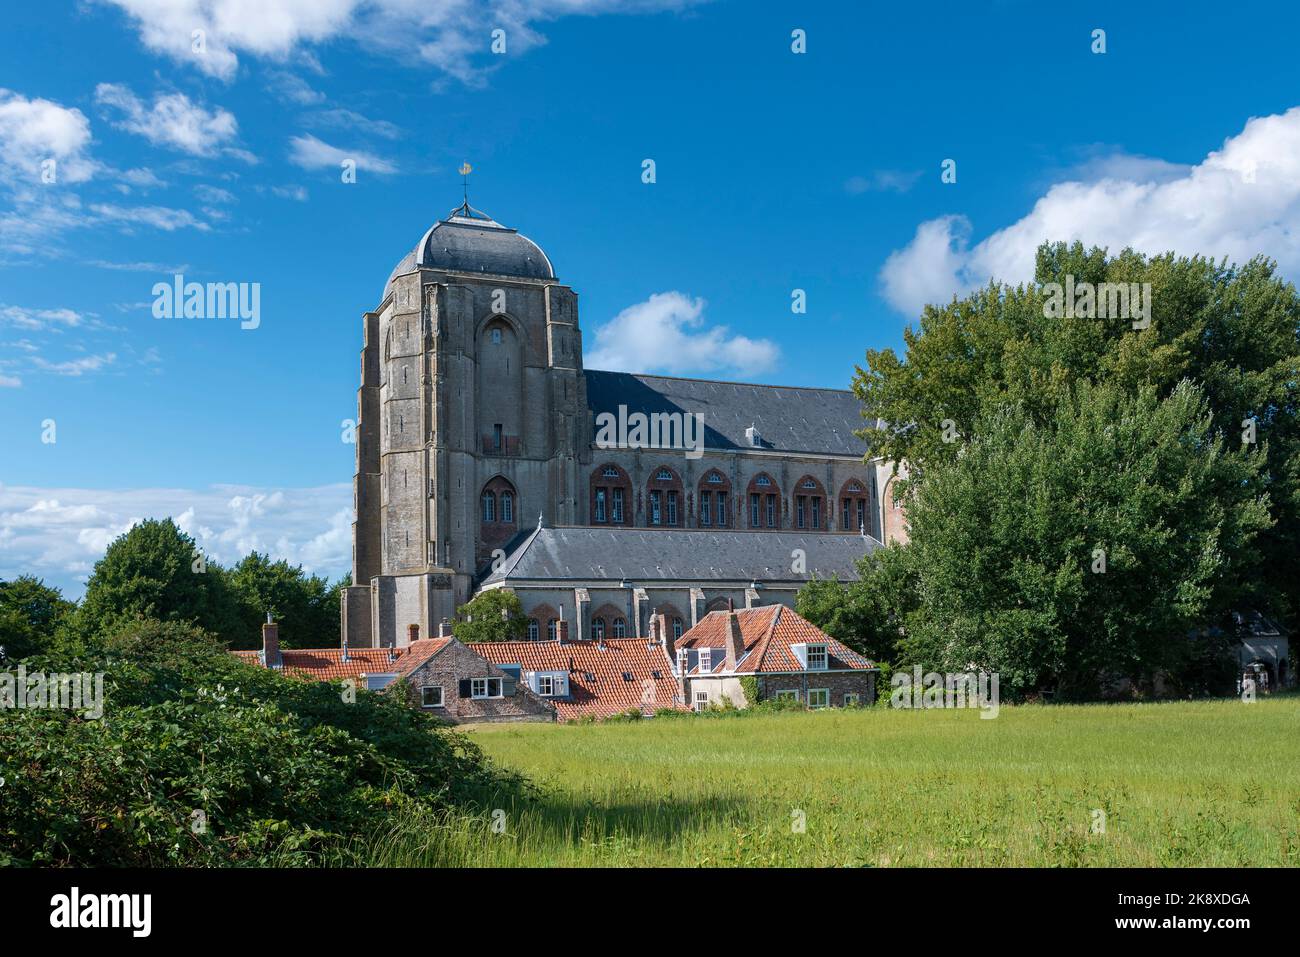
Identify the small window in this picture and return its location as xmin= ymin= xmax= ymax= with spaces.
xmin=806 ymin=644 xmax=828 ymax=671
xmin=766 ymin=494 xmax=776 ymax=528
xmin=848 ymin=483 xmax=862 ymax=493
xmin=707 ymin=471 xmax=723 ymax=484
xmin=537 ymin=675 xmax=555 ymax=696
xmin=593 ymin=618 xmax=606 ymax=640
xmin=716 ymin=491 xmax=727 ymax=527
xmin=594 ymin=488 xmax=607 ymax=522
xmin=666 ymin=490 xmax=678 ymax=526
xmin=547 ymin=619 xmax=557 ymax=641
xmin=844 ymin=693 xmax=860 ymax=707
xmin=694 ymin=690 xmax=709 ymax=712
xmin=774 ymin=690 xmax=798 ymax=702
xmin=808 ymin=688 xmax=830 ymax=709
xmin=527 ymin=619 xmax=540 ymax=641
xmin=699 ymin=490 xmax=712 ymax=526
xmin=471 ymin=677 xmax=504 ymax=699
xmin=501 ymin=491 xmax=513 ymax=523
xmin=612 ymin=488 xmax=624 ymax=523
xmin=650 ymin=490 xmax=662 ymax=525
xmin=602 ymin=466 xmax=619 ymax=478
xmin=493 ymin=423 xmax=502 ymax=451
xmin=490 ymin=328 xmax=502 ymax=344
xmin=421 ymin=686 xmax=444 ymax=708
xmin=655 ymin=468 xmax=672 ymax=481
xmin=801 ymin=478 xmax=816 ymax=489
xmin=699 ymin=648 xmax=712 ymax=674
xmin=750 ymin=493 xmax=761 ymax=528
xmin=672 ymin=617 xmax=683 ymax=639
xmin=481 ymin=491 xmax=496 ymax=522
xmin=613 ymin=617 xmax=626 ymax=638
xmin=756 ymin=475 xmax=771 ymax=487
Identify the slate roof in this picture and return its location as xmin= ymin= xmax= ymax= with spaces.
xmin=383 ymin=203 xmax=554 ymax=301
xmin=481 ymin=524 xmax=879 ymax=586
xmin=471 ymin=638 xmax=684 ymax=720
xmin=675 ymin=605 xmax=876 ymax=675
xmin=584 ymin=369 xmax=877 ymax=456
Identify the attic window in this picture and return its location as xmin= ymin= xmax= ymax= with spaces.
xmin=699 ymin=648 xmax=712 ymax=674
xmin=652 ymin=670 xmax=663 ymax=680
xmin=806 ymin=644 xmax=828 ymax=671
xmin=622 ymin=672 xmax=633 ymax=682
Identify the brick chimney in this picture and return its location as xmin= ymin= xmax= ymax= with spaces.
xmin=654 ymin=612 xmax=674 ymax=658
xmin=407 ymin=623 xmax=420 ymax=645
xmin=262 ymin=619 xmax=282 ymax=669
xmin=556 ymin=619 xmax=570 ymax=644
xmin=438 ymin=618 xmax=452 ymax=639
xmin=725 ymin=608 xmax=745 ymax=670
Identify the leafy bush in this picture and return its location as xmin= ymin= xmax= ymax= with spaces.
xmin=0 ymin=619 xmax=527 ymax=866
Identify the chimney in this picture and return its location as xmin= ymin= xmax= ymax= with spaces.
xmin=438 ymin=618 xmax=452 ymax=639
xmin=675 ymin=646 xmax=690 ymax=704
xmin=725 ymin=608 xmax=745 ymax=670
xmin=654 ymin=611 xmax=674 ymax=658
xmin=407 ymin=623 xmax=420 ymax=645
xmin=262 ymin=619 xmax=282 ymax=670
xmin=556 ymin=619 xmax=570 ymax=644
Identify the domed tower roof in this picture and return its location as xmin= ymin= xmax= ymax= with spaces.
xmin=382 ymin=202 xmax=554 ymax=301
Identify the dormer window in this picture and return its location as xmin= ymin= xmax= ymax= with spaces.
xmin=699 ymin=648 xmax=712 ymax=674
xmin=806 ymin=644 xmax=828 ymax=671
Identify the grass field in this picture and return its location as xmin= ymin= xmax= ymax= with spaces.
xmin=357 ymin=695 xmax=1300 ymax=867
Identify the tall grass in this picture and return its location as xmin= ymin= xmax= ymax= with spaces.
xmin=347 ymin=695 xmax=1300 ymax=867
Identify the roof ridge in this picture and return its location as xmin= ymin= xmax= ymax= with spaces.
xmin=585 ymin=367 xmax=855 ymax=396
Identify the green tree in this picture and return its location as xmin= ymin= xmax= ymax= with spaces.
xmin=796 ymin=544 xmax=917 ymax=665
xmin=896 ymin=380 xmax=1269 ymax=699
xmin=451 ymin=589 xmax=528 ymax=643
xmin=225 ymin=552 xmax=340 ymax=649
xmin=0 ymin=576 xmax=74 ymax=661
xmin=854 ymin=242 xmax=1300 ymax=634
xmin=77 ymin=518 xmax=241 ymax=642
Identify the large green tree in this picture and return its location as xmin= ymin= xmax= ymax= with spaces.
xmin=225 ymin=552 xmax=343 ymax=649
xmin=854 ymin=243 xmax=1300 ymax=634
xmin=895 ymin=380 xmax=1269 ymax=698
xmin=77 ymin=518 xmax=241 ymax=641
xmin=0 ymin=576 xmax=74 ymax=661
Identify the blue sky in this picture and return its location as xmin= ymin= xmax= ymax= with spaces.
xmin=3 ymin=0 xmax=1299 ymax=595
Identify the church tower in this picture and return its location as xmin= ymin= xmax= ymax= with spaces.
xmin=342 ymin=200 xmax=585 ymax=648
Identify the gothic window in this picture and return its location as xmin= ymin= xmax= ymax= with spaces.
xmin=613 ymin=617 xmax=626 ymax=638
xmin=656 ymin=468 xmax=672 ymax=481
xmin=756 ymin=475 xmax=771 ymax=487
xmin=650 ymin=490 xmax=662 ymax=525
xmin=797 ymin=496 xmax=806 ymax=528
xmin=717 ymin=491 xmax=728 ymax=527
xmin=501 ymin=491 xmax=513 ymax=523
xmin=766 ymin=495 xmax=776 ymax=528
xmin=700 ymin=490 xmax=712 ymax=526
xmin=528 ymin=619 xmax=540 ymax=641
xmin=491 ymin=328 xmax=502 ymax=344
xmin=706 ymin=471 xmax=723 ymax=483
xmin=672 ymin=617 xmax=683 ymax=639
xmin=593 ymin=618 xmax=606 ymax=640
xmin=591 ymin=464 xmax=631 ymax=526
xmin=839 ymin=479 xmax=870 ymax=533
xmin=547 ymin=619 xmax=557 ymax=641
xmin=603 ymin=466 xmax=619 ymax=478
xmin=612 ymin=488 xmax=624 ymax=522
xmin=794 ymin=476 xmax=825 ymax=531
xmin=750 ymin=493 xmax=761 ymax=528
xmin=667 ymin=490 xmax=678 ymax=526
xmin=595 ymin=489 xmax=607 ymax=523
xmin=481 ymin=492 xmax=496 ymax=522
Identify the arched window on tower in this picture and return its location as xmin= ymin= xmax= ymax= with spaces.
xmin=501 ymin=491 xmax=513 ymax=523
xmin=481 ymin=491 xmax=496 ymax=523
xmin=527 ymin=618 xmax=540 ymax=641
xmin=613 ymin=617 xmax=627 ymax=638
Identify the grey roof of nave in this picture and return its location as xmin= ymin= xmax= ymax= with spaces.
xmin=584 ymin=369 xmax=876 ymax=457
xmin=480 ymin=525 xmax=879 ymax=587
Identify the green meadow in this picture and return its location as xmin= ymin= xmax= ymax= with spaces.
xmin=354 ymin=694 xmax=1300 ymax=867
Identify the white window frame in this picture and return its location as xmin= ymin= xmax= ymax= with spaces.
xmin=698 ymin=648 xmax=712 ymax=674
xmin=808 ymin=688 xmax=830 ymax=709
xmin=421 ymin=685 xmax=444 ymax=708
xmin=537 ymin=674 xmax=555 ymax=696
xmin=693 ymin=690 xmax=709 ymax=712
xmin=471 ymin=677 xmax=504 ymax=699
xmin=806 ymin=644 xmax=828 ymax=671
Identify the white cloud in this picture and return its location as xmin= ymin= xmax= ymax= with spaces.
xmin=0 ymin=304 xmax=89 ymax=330
xmin=879 ymin=105 xmax=1300 ymax=316
xmin=0 ymin=374 xmax=20 ymax=388
xmin=0 ymin=88 xmax=96 ymax=183
xmin=585 ymin=291 xmax=779 ymax=378
xmin=0 ymin=483 xmax=352 ymax=600
xmin=845 ymin=169 xmax=922 ymax=194
xmin=101 ymin=0 xmax=705 ymax=83
xmin=306 ymin=108 xmax=402 ymax=140
xmin=94 ymin=83 xmax=240 ymax=157
xmin=89 ymin=202 xmax=210 ymax=231
xmin=288 ymin=133 xmax=396 ymax=174
xmin=31 ymin=352 xmax=117 ymax=376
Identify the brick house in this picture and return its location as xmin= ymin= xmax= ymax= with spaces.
xmin=662 ymin=604 xmax=878 ymax=711
xmin=389 ymin=634 xmax=554 ymax=723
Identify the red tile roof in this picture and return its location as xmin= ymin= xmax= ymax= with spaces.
xmin=471 ymin=637 xmax=684 ymax=720
xmin=390 ymin=637 xmax=453 ymax=677
xmin=231 ymin=646 xmax=410 ymax=682
xmin=677 ymin=605 xmax=875 ymax=674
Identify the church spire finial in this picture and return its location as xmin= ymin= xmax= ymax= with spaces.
xmin=458 ymin=162 xmax=472 ymax=205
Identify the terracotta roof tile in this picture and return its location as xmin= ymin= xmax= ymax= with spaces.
xmin=677 ymin=605 xmax=875 ymax=674
xmin=232 ymin=646 xmax=406 ymax=682
xmin=471 ymin=638 xmax=684 ymax=720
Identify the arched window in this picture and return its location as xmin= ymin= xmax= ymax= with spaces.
xmin=672 ymin=617 xmax=683 ymax=639
xmin=592 ymin=618 xmax=606 ymax=640
xmin=481 ymin=491 xmax=496 ymax=523
xmin=699 ymin=470 xmax=731 ymax=528
xmin=527 ymin=618 xmax=540 ymax=641
xmin=613 ymin=617 xmax=626 ymax=638
xmin=501 ymin=491 xmax=513 ymax=523
xmin=547 ymin=619 xmax=557 ymax=641
xmin=748 ymin=474 xmax=780 ymax=529
xmin=794 ymin=476 xmax=826 ymax=530
xmin=839 ymin=479 xmax=870 ymax=534
xmin=647 ymin=465 xmax=683 ymax=527
xmin=590 ymin=464 xmax=631 ymax=525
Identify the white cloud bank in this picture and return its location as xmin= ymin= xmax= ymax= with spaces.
xmin=94 ymin=83 xmax=242 ymax=158
xmin=0 ymin=483 xmax=353 ymax=600
xmin=0 ymin=88 xmax=96 ymax=183
xmin=585 ymin=291 xmax=779 ymax=378
xmin=880 ymin=106 xmax=1300 ymax=316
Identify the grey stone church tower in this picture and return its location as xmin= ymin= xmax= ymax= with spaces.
xmin=343 ymin=201 xmax=907 ymax=650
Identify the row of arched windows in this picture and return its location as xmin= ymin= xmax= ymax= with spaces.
xmin=521 ymin=613 xmax=687 ymax=642
xmin=587 ymin=463 xmax=873 ymax=532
